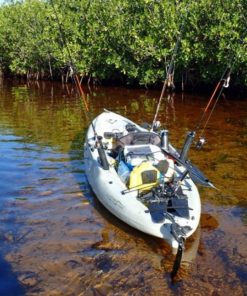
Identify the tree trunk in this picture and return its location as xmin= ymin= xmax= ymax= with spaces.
xmin=87 ymin=74 xmax=91 ymax=87
xmin=182 ymin=72 xmax=184 ymax=92
xmin=48 ymin=56 xmax=53 ymax=80
xmin=80 ymin=75 xmax=83 ymax=84
xmin=66 ymin=70 xmax=69 ymax=83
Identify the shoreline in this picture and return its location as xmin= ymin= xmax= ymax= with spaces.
xmin=1 ymin=74 xmax=246 ymax=100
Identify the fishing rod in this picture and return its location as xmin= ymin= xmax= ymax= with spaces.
xmin=50 ymin=1 xmax=110 ymax=169
xmin=194 ymin=1 xmax=247 ymax=149
xmin=195 ymin=66 xmax=232 ymax=149
xmin=151 ymin=1 xmax=187 ymax=131
xmin=150 ymin=2 xmax=205 ymax=278
xmin=194 ymin=45 xmax=246 ymax=149
xmin=49 ymin=0 xmax=92 ymax=120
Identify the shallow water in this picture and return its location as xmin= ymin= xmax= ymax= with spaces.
xmin=0 ymin=79 xmax=246 ymax=295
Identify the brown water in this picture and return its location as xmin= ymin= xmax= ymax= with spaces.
xmin=0 ymin=79 xmax=246 ymax=295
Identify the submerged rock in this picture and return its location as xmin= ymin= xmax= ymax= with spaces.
xmin=95 ymin=254 xmax=114 ymax=273
xmin=18 ymin=271 xmax=39 ymax=287
xmin=200 ymin=213 xmax=219 ymax=231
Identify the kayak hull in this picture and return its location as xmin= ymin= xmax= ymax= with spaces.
xmin=84 ymin=110 xmax=201 ymax=250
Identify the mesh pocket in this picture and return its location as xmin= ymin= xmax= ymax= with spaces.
xmin=141 ymin=170 xmax=157 ymax=184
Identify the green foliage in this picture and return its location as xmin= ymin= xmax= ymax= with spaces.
xmin=0 ymin=0 xmax=246 ymax=86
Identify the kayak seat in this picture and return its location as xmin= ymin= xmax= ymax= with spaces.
xmin=122 ymin=144 xmax=175 ymax=183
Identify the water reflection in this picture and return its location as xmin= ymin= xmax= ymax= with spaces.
xmin=163 ymin=93 xmax=176 ymax=125
xmin=0 ymin=81 xmax=246 ymax=294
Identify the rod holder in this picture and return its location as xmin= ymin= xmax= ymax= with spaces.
xmin=161 ymin=129 xmax=169 ymax=151
xmin=179 ymin=131 xmax=195 ymax=162
xmin=97 ymin=136 xmax=109 ymax=170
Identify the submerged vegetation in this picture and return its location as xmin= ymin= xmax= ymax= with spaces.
xmin=0 ymin=0 xmax=246 ymax=88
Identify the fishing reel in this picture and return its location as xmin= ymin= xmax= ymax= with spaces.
xmin=152 ymin=121 xmax=161 ymax=132
xmin=195 ymin=136 xmax=206 ymax=150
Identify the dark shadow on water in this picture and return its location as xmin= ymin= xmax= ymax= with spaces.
xmin=0 ymin=254 xmax=25 ymax=296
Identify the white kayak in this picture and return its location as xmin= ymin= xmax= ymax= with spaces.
xmin=84 ymin=110 xmax=202 ymax=251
